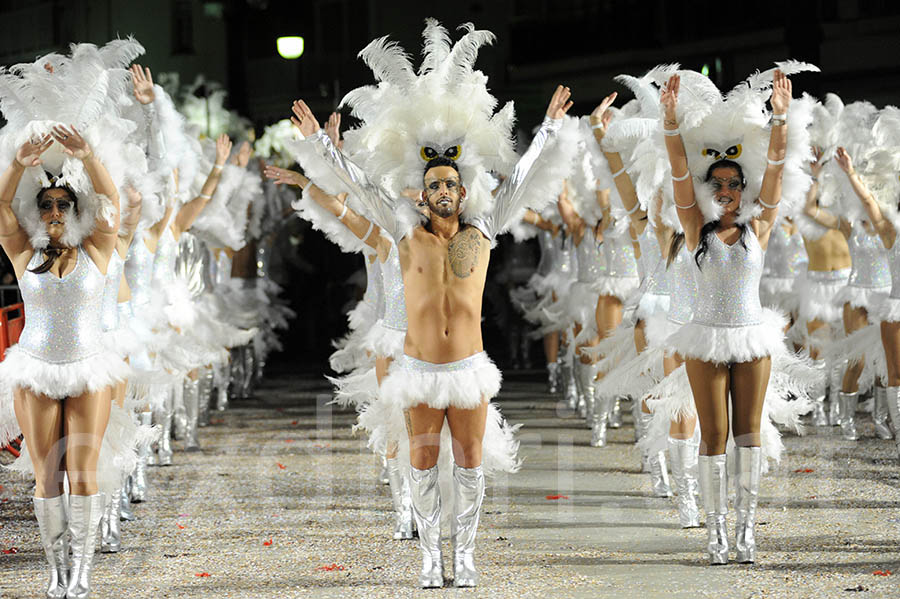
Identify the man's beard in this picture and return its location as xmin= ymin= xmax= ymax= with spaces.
xmin=427 ymin=194 xmax=459 ymax=218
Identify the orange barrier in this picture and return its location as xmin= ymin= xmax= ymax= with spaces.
xmin=0 ymin=302 xmax=24 ymax=361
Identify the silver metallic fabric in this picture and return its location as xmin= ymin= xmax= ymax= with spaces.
xmin=380 ymin=242 xmax=407 ymax=332
xmin=409 ymin=465 xmax=443 ymax=588
xmin=698 ymin=454 xmax=729 ymax=565
xmin=667 ymin=246 xmax=697 ymax=326
xmin=451 ymin=464 xmax=484 ymax=588
xmin=734 ymin=446 xmax=761 ymax=563
xmin=33 ymin=495 xmax=69 ymax=599
xmin=667 ymin=437 xmax=701 ymax=528
xmin=100 ymin=252 xmax=124 ymax=332
xmin=839 ymin=391 xmax=859 ymax=441
xmin=847 ymin=226 xmax=891 ymax=289
xmin=66 ymin=493 xmax=103 ymax=599
xmin=691 ymin=230 xmax=764 ymax=328
xmin=386 ymin=457 xmax=414 ymax=540
xmin=16 ymin=247 xmax=106 ymax=363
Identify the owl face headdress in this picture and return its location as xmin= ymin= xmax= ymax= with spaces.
xmin=336 ymin=19 xmax=519 ymax=221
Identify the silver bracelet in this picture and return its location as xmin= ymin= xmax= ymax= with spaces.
xmin=767 ymin=157 xmax=785 ymax=166
xmin=302 ymin=179 xmax=314 ymax=193
xmin=675 ymin=201 xmax=697 ymax=210
xmin=625 ymin=201 xmax=641 ymax=215
xmin=672 ymin=170 xmax=691 ymax=182
xmin=771 ymin=113 xmax=786 ymax=119
xmin=611 ymin=166 xmax=627 ymax=178
xmin=758 ymin=197 xmax=779 ymax=209
xmin=591 ymin=123 xmax=605 ymax=130
xmin=213 ymin=163 xmax=224 ymax=171
xmin=199 ymin=193 xmax=212 ymax=200
xmin=338 ymin=201 xmax=349 ymax=220
xmin=362 ymin=220 xmax=375 ymax=241
xmin=662 ymin=127 xmax=681 ymax=137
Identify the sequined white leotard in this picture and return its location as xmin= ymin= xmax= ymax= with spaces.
xmin=634 ymin=224 xmax=671 ymax=321
xmin=873 ymin=237 xmax=900 ymax=322
xmin=0 ymin=247 xmax=128 ymax=399
xmin=834 ymin=226 xmax=891 ymax=309
xmin=595 ymin=222 xmax=640 ymax=301
xmin=364 ymin=240 xmax=407 ymax=358
xmin=668 ymin=229 xmax=787 ymax=363
xmin=565 ymin=228 xmax=607 ymax=327
xmin=759 ymin=222 xmax=806 ymax=311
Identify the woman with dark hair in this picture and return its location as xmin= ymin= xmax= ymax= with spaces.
xmin=0 ymin=127 xmax=125 ymax=598
xmin=661 ymin=70 xmax=793 ymax=565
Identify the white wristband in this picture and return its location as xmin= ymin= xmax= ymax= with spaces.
xmin=213 ymin=163 xmax=224 ymax=171
xmin=758 ymin=197 xmax=779 ymax=209
xmin=302 ymin=179 xmax=313 ymax=193
xmin=362 ymin=220 xmax=375 ymax=241
xmin=611 ymin=166 xmax=627 ymax=178
xmin=591 ymin=123 xmax=605 ymax=130
xmin=672 ymin=170 xmax=691 ymax=182
xmin=767 ymin=157 xmax=785 ymax=166
xmin=676 ymin=201 xmax=697 ymax=210
xmin=338 ymin=201 xmax=349 ymax=220
xmin=625 ymin=201 xmax=641 ymax=215
xmin=771 ymin=113 xmax=786 ymax=119
xmin=662 ymin=127 xmax=681 ymax=137
xmin=199 ymin=193 xmax=212 ymax=200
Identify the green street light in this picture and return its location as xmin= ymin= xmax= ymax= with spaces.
xmin=277 ymin=36 xmax=305 ymax=59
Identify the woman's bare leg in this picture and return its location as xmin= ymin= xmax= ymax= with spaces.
xmin=64 ymin=388 xmax=113 ymax=497
xmin=806 ymin=318 xmax=828 ymax=361
xmin=543 ymin=331 xmax=560 ymax=364
xmin=665 ymin=353 xmax=696 ymax=439
xmin=841 ymin=305 xmax=869 ymax=393
xmin=730 ymin=357 xmax=771 ymax=448
xmin=882 ymin=321 xmax=900 ymax=387
xmin=685 ymin=359 xmax=730 ymax=455
xmin=13 ymin=389 xmax=65 ymax=498
xmin=375 ymin=356 xmax=400 ymax=459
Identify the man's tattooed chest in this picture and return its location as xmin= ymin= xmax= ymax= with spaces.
xmin=447 ymin=227 xmax=483 ymax=278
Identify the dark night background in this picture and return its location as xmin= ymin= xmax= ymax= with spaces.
xmin=1 ymin=0 xmax=898 ymax=372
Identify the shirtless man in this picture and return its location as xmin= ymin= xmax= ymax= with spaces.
xmin=800 ymin=150 xmax=853 ymax=426
xmin=290 ymin=84 xmax=572 ymax=588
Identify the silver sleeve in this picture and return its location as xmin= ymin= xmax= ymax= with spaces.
xmin=485 ymin=116 xmax=562 ymax=241
xmin=142 ymin=103 xmax=166 ymax=169
xmin=305 ymin=129 xmax=403 ymax=240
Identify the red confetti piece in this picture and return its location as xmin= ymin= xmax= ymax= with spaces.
xmin=316 ymin=563 xmax=346 ymax=571
xmin=794 ymin=468 xmax=814 ymax=473
xmin=210 ymin=419 xmax=224 ymax=425
xmin=545 ymin=494 xmax=569 ymax=500
xmin=263 ymin=539 xmax=273 ymax=546
xmin=2 ymin=547 xmax=18 ymax=555
xmin=177 ymin=524 xmax=186 ymax=530
xmin=290 ymin=421 xmax=298 ymax=425
xmin=276 ymin=463 xmax=286 ymax=470
xmin=873 ymin=570 xmax=893 ymax=576
xmin=285 ymin=439 xmax=294 ymax=443
xmin=195 ymin=572 xmax=211 ymax=577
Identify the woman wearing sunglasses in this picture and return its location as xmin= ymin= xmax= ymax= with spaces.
xmin=0 ymin=126 xmax=125 ymax=598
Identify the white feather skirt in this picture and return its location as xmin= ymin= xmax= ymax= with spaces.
xmin=872 ymin=294 xmax=900 ymax=323
xmin=667 ymin=308 xmax=789 ymax=364
xmin=0 ymin=345 xmax=129 ymax=400
xmin=362 ymin=320 xmax=406 ymax=359
xmin=833 ymin=285 xmax=890 ymax=311
xmin=796 ymin=271 xmax=850 ymax=324
xmin=380 ymin=352 xmax=502 ymax=411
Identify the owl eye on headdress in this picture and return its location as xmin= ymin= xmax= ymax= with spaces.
xmin=419 ymin=140 xmax=463 ymax=162
xmin=701 ymin=144 xmax=743 ymax=161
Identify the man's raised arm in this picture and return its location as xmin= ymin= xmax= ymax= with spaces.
xmin=479 ymin=85 xmax=572 ymax=240
xmin=290 ymin=100 xmax=405 ymax=240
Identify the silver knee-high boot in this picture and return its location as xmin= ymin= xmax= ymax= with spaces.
xmin=378 ymin=456 xmax=390 ymax=486
xmin=183 ymin=377 xmax=201 ymax=452
xmin=884 ymin=386 xmax=900 ymax=458
xmin=155 ymin=390 xmax=174 ymax=466
xmin=577 ymin=362 xmax=596 ymax=428
xmin=67 ymin=494 xmax=103 ymax=599
xmin=547 ymin=361 xmax=560 ymax=394
xmin=734 ymin=446 xmax=762 ymax=563
xmin=33 ymin=495 xmax=69 ymax=599
xmin=632 ymin=398 xmax=644 ymax=444
xmin=828 ymin=359 xmax=845 ymax=426
xmin=100 ymin=487 xmax=122 ymax=553
xmin=562 ymin=357 xmax=578 ymax=411
xmin=667 ymin=437 xmax=701 ymax=528
xmin=172 ymin=378 xmax=188 ymax=441
xmin=132 ymin=411 xmax=153 ymax=497
xmin=409 ymin=465 xmax=443 ymax=588
xmin=640 ymin=412 xmax=672 ymax=497
xmin=214 ymin=363 xmax=229 ymax=412
xmin=386 ymin=457 xmax=414 ymax=540
xmin=874 ymin=385 xmax=894 ymax=440
xmin=698 ymin=454 xmax=729 ymax=565
xmin=811 ymin=360 xmax=829 ymax=427
xmin=119 ymin=475 xmax=135 ymax=521
xmin=573 ymin=361 xmax=588 ymax=419
xmin=591 ymin=390 xmax=612 ymax=447
xmin=609 ymin=397 xmax=623 ymax=429
xmin=197 ymin=367 xmax=213 ymax=428
xmin=839 ymin=391 xmax=859 ymax=441
xmin=451 ymin=464 xmax=484 ymax=588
